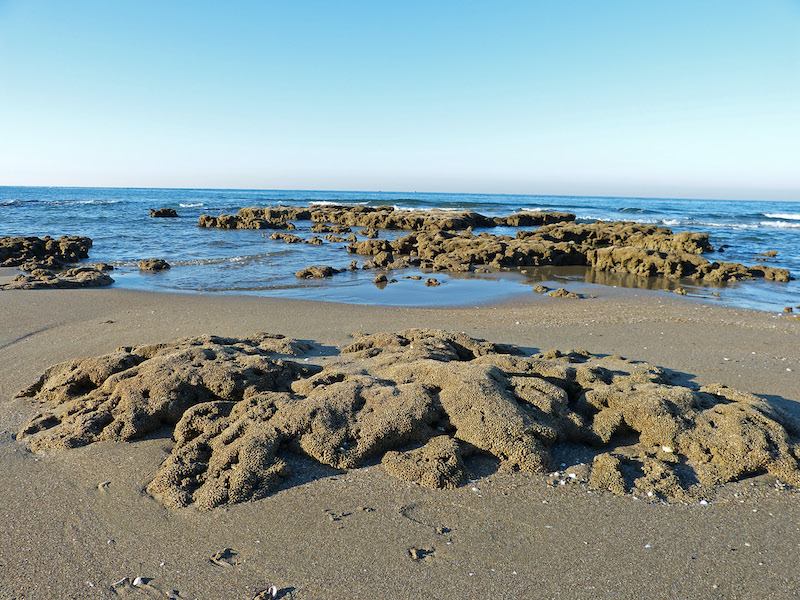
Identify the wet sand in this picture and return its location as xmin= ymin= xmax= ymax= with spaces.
xmin=1 ymin=287 xmax=799 ymax=599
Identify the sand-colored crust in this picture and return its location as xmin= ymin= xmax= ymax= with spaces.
xmin=15 ymin=329 xmax=800 ymax=510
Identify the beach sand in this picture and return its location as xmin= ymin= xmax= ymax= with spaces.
xmin=1 ymin=287 xmax=799 ymax=599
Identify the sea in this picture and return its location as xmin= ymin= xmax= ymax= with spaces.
xmin=1 ymin=186 xmax=798 ymax=313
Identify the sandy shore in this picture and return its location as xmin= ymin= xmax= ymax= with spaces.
xmin=1 ymin=287 xmax=799 ymax=599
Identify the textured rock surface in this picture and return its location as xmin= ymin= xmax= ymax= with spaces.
xmin=1 ymin=235 xmax=93 ymax=268
xmin=138 ymin=258 xmax=171 ymax=271
xmin=199 ymin=205 xmax=572 ymax=233
xmin=16 ymin=329 xmax=800 ymax=510
xmin=195 ymin=205 xmax=792 ymax=284
xmin=295 ymin=265 xmax=339 ymax=279
xmin=1 ymin=266 xmax=114 ymax=290
xmin=547 ymin=288 xmax=581 ymax=299
xmin=0 ymin=235 xmax=114 ymax=289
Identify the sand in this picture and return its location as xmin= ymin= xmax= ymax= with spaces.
xmin=1 ymin=286 xmax=799 ymax=599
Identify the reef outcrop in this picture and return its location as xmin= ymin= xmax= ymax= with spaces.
xmin=16 ymin=329 xmax=800 ymax=510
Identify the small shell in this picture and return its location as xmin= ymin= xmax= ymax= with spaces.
xmin=133 ymin=577 xmax=144 ymax=587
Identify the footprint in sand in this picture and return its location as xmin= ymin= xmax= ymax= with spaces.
xmin=110 ymin=576 xmax=185 ymax=598
xmin=408 ymin=547 xmax=436 ymax=561
xmin=209 ymin=547 xmax=238 ymax=567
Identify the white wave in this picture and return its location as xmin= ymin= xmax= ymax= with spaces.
xmin=179 ymin=202 xmax=204 ymax=208
xmin=697 ymin=221 xmax=759 ymax=229
xmin=660 ymin=219 xmax=682 ymax=226
xmin=76 ymin=199 xmax=121 ymax=204
xmin=764 ymin=213 xmax=800 ymax=221
xmin=0 ymin=200 xmax=20 ymax=206
xmin=309 ymin=200 xmax=345 ymax=206
xmin=761 ymin=220 xmax=800 ymax=229
xmin=392 ymin=205 xmax=461 ymax=212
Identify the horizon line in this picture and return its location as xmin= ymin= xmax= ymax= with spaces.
xmin=1 ymin=183 xmax=797 ymax=205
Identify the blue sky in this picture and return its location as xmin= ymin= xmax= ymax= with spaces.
xmin=1 ymin=1 xmax=798 ymax=199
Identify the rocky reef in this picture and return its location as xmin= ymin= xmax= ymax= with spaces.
xmin=196 ymin=205 xmax=791 ymax=285
xmin=16 ymin=329 xmax=800 ymax=510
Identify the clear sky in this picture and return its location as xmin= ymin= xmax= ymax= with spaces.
xmin=1 ymin=1 xmax=798 ymax=200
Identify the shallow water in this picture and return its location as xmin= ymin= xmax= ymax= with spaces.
xmin=1 ymin=186 xmax=798 ymax=312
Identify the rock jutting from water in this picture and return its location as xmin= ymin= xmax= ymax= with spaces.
xmin=196 ymin=205 xmax=792 ymax=284
xmin=138 ymin=258 xmax=171 ymax=271
xmin=16 ymin=329 xmax=800 ymax=511
xmin=150 ymin=208 xmax=179 ymax=218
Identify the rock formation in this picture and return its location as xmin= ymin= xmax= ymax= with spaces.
xmin=138 ymin=258 xmax=171 ymax=271
xmin=0 ymin=236 xmax=114 ymax=290
xmin=150 ymin=208 xmax=178 ymax=218
xmin=196 ymin=205 xmax=792 ymax=285
xmin=16 ymin=329 xmax=800 ymax=510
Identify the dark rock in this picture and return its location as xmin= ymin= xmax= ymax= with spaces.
xmin=150 ymin=208 xmax=178 ymax=218
xmin=494 ymin=211 xmax=575 ymax=227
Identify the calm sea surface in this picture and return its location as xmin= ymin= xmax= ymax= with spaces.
xmin=2 ymin=186 xmax=798 ymax=312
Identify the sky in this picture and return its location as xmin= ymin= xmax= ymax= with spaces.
xmin=1 ymin=1 xmax=798 ymax=200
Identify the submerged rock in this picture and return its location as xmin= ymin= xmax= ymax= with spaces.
xmin=16 ymin=329 xmax=800 ymax=510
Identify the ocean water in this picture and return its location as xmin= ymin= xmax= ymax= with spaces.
xmin=1 ymin=186 xmax=798 ymax=312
